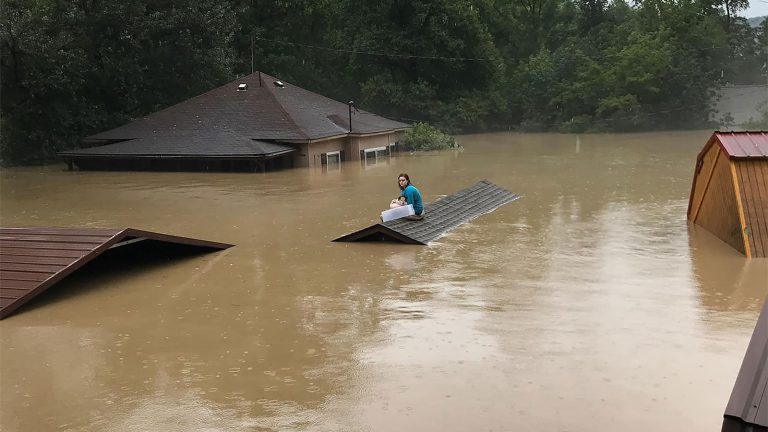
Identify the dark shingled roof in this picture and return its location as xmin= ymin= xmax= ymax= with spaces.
xmin=333 ymin=181 xmax=521 ymax=245
xmin=59 ymin=131 xmax=294 ymax=158
xmin=83 ymin=71 xmax=410 ymax=144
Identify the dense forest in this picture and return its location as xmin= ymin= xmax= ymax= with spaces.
xmin=1 ymin=0 xmax=766 ymax=165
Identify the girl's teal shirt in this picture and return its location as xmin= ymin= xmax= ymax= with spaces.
xmin=400 ymin=184 xmax=424 ymax=215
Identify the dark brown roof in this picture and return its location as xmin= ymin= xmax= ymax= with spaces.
xmin=698 ymin=131 xmax=768 ymax=161
xmin=83 ymin=71 xmax=410 ymax=144
xmin=334 ymin=181 xmax=521 ymax=244
xmin=59 ymin=131 xmax=294 ymax=158
xmin=723 ymin=299 xmax=768 ymax=430
xmin=0 ymin=227 xmax=232 ymax=319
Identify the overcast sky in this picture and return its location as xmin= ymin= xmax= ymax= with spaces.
xmin=745 ymin=0 xmax=768 ymax=18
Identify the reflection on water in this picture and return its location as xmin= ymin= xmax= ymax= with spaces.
xmin=689 ymin=225 xmax=767 ymax=321
xmin=1 ymin=131 xmax=765 ymax=432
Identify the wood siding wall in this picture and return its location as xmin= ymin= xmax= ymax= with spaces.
xmin=691 ymin=149 xmax=745 ymax=254
xmin=689 ymin=144 xmax=720 ymax=220
xmin=734 ymin=159 xmax=768 ymax=257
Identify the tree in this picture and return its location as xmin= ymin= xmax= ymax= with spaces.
xmin=332 ymin=0 xmax=505 ymax=131
xmin=229 ymin=0 xmax=338 ymax=93
xmin=1 ymin=0 xmax=237 ymax=165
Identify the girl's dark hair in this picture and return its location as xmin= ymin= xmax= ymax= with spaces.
xmin=398 ymin=173 xmax=411 ymax=191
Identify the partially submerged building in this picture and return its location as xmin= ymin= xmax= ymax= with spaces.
xmin=59 ymin=72 xmax=410 ymax=171
xmin=0 ymin=227 xmax=232 ymax=319
xmin=687 ymin=131 xmax=768 ymax=257
xmin=722 ymin=299 xmax=768 ymax=432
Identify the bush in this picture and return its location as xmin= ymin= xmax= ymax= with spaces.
xmin=400 ymin=123 xmax=457 ymax=151
xmin=558 ymin=115 xmax=592 ymax=133
xmin=741 ymin=106 xmax=768 ymax=130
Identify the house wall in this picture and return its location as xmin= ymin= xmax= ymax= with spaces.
xmin=292 ymin=132 xmax=405 ymax=167
xmin=689 ymin=143 xmax=720 ymax=220
xmin=292 ymin=137 xmax=347 ymax=167
xmin=692 ymin=148 xmax=745 ymax=254
xmin=734 ymin=159 xmax=768 ymax=257
xmin=347 ymin=132 xmax=403 ymax=161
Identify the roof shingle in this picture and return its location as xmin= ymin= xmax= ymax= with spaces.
xmin=334 ymin=181 xmax=521 ymax=245
xmin=84 ymin=72 xmax=410 ymax=143
xmin=60 ymin=131 xmax=294 ymax=158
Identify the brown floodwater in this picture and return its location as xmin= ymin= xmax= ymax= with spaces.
xmin=0 ymin=131 xmax=766 ymax=431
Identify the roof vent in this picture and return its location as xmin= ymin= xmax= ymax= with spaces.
xmin=237 ymin=83 xmax=247 ymax=91
xmin=273 ymin=80 xmax=284 ymax=88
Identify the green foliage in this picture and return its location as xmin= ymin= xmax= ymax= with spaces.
xmin=1 ymin=0 xmax=236 ymax=165
xmin=331 ymin=0 xmax=505 ymax=132
xmin=1 ymin=0 xmax=765 ymax=165
xmin=400 ymin=123 xmax=457 ymax=151
xmin=741 ymin=107 xmax=768 ymax=130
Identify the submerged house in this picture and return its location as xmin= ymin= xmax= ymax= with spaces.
xmin=59 ymin=72 xmax=410 ymax=171
xmin=687 ymin=131 xmax=768 ymax=257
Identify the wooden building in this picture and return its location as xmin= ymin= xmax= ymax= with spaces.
xmin=0 ymin=227 xmax=232 ymax=319
xmin=59 ymin=72 xmax=410 ymax=171
xmin=687 ymin=131 xmax=768 ymax=257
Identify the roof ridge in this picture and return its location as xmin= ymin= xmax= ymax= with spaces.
xmin=84 ymin=70 xmax=408 ymax=143
xmin=258 ymin=73 xmax=311 ymax=140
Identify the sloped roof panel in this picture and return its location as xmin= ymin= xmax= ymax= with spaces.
xmin=266 ymin=75 xmax=410 ymax=137
xmin=716 ymin=131 xmax=768 ymax=158
xmin=85 ymin=72 xmax=409 ymax=143
xmin=61 ymin=131 xmax=295 ymax=157
xmin=87 ymin=76 xmax=306 ymax=141
xmin=334 ymin=181 xmax=521 ymax=244
xmin=723 ymin=300 xmax=768 ymax=428
xmin=0 ymin=227 xmax=232 ymax=319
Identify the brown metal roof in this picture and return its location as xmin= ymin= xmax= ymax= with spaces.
xmin=723 ymin=299 xmax=768 ymax=430
xmin=716 ymin=131 xmax=768 ymax=158
xmin=698 ymin=132 xmax=768 ymax=162
xmin=0 ymin=227 xmax=232 ymax=319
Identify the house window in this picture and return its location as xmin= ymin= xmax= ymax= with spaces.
xmin=361 ymin=146 xmax=389 ymax=165
xmin=321 ymin=150 xmax=344 ymax=168
xmin=325 ymin=151 xmax=341 ymax=164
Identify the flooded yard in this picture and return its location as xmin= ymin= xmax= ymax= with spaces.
xmin=0 ymin=131 xmax=765 ymax=431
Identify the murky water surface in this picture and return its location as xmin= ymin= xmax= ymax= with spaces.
xmin=1 ymin=131 xmax=766 ymax=431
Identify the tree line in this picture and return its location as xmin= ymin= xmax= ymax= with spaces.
xmin=2 ymin=0 xmax=766 ymax=165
